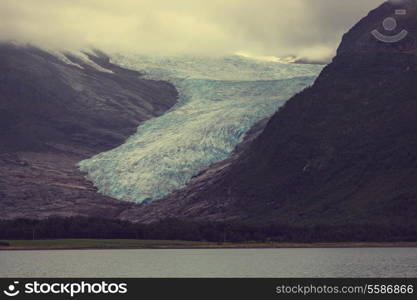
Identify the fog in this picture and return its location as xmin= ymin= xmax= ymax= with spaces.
xmin=0 ymin=0 xmax=386 ymax=60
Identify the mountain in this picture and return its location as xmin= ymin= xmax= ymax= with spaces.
xmin=0 ymin=43 xmax=177 ymax=219
xmin=121 ymin=0 xmax=417 ymax=226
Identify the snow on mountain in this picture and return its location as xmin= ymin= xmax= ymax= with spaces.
xmin=46 ymin=48 xmax=114 ymax=73
xmin=78 ymin=54 xmax=323 ymax=203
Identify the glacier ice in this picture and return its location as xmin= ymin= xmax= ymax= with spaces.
xmin=78 ymin=54 xmax=323 ymax=203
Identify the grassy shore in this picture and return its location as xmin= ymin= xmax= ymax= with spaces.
xmin=1 ymin=239 xmax=417 ymax=250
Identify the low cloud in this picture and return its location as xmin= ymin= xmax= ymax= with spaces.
xmin=0 ymin=0 xmax=385 ymax=60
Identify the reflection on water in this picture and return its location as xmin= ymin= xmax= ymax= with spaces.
xmin=1 ymin=248 xmax=416 ymax=278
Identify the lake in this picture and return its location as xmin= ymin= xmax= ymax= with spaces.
xmin=1 ymin=248 xmax=416 ymax=277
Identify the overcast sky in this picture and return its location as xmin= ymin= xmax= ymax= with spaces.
xmin=0 ymin=0 xmax=386 ymax=60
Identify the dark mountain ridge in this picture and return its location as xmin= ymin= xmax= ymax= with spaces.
xmin=0 ymin=43 xmax=177 ymax=153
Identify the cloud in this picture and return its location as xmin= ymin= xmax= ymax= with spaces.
xmin=0 ymin=0 xmax=385 ymax=60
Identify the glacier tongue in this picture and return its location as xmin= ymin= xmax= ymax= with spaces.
xmin=78 ymin=55 xmax=323 ymax=203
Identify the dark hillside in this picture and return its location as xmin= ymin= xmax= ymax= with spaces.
xmin=0 ymin=43 xmax=177 ymax=219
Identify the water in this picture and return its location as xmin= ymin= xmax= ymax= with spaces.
xmin=79 ymin=55 xmax=323 ymax=203
xmin=1 ymin=248 xmax=416 ymax=277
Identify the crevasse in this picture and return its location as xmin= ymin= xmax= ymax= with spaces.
xmin=78 ymin=54 xmax=323 ymax=203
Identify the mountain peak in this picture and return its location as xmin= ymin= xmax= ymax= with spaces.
xmin=338 ymin=0 xmax=417 ymax=55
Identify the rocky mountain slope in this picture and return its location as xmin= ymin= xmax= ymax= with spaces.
xmin=0 ymin=43 xmax=177 ymax=219
xmin=122 ymin=0 xmax=417 ymax=226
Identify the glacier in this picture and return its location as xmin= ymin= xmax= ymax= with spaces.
xmin=78 ymin=54 xmax=323 ymax=203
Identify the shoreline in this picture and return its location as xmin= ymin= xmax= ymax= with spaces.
xmin=1 ymin=241 xmax=417 ymax=251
